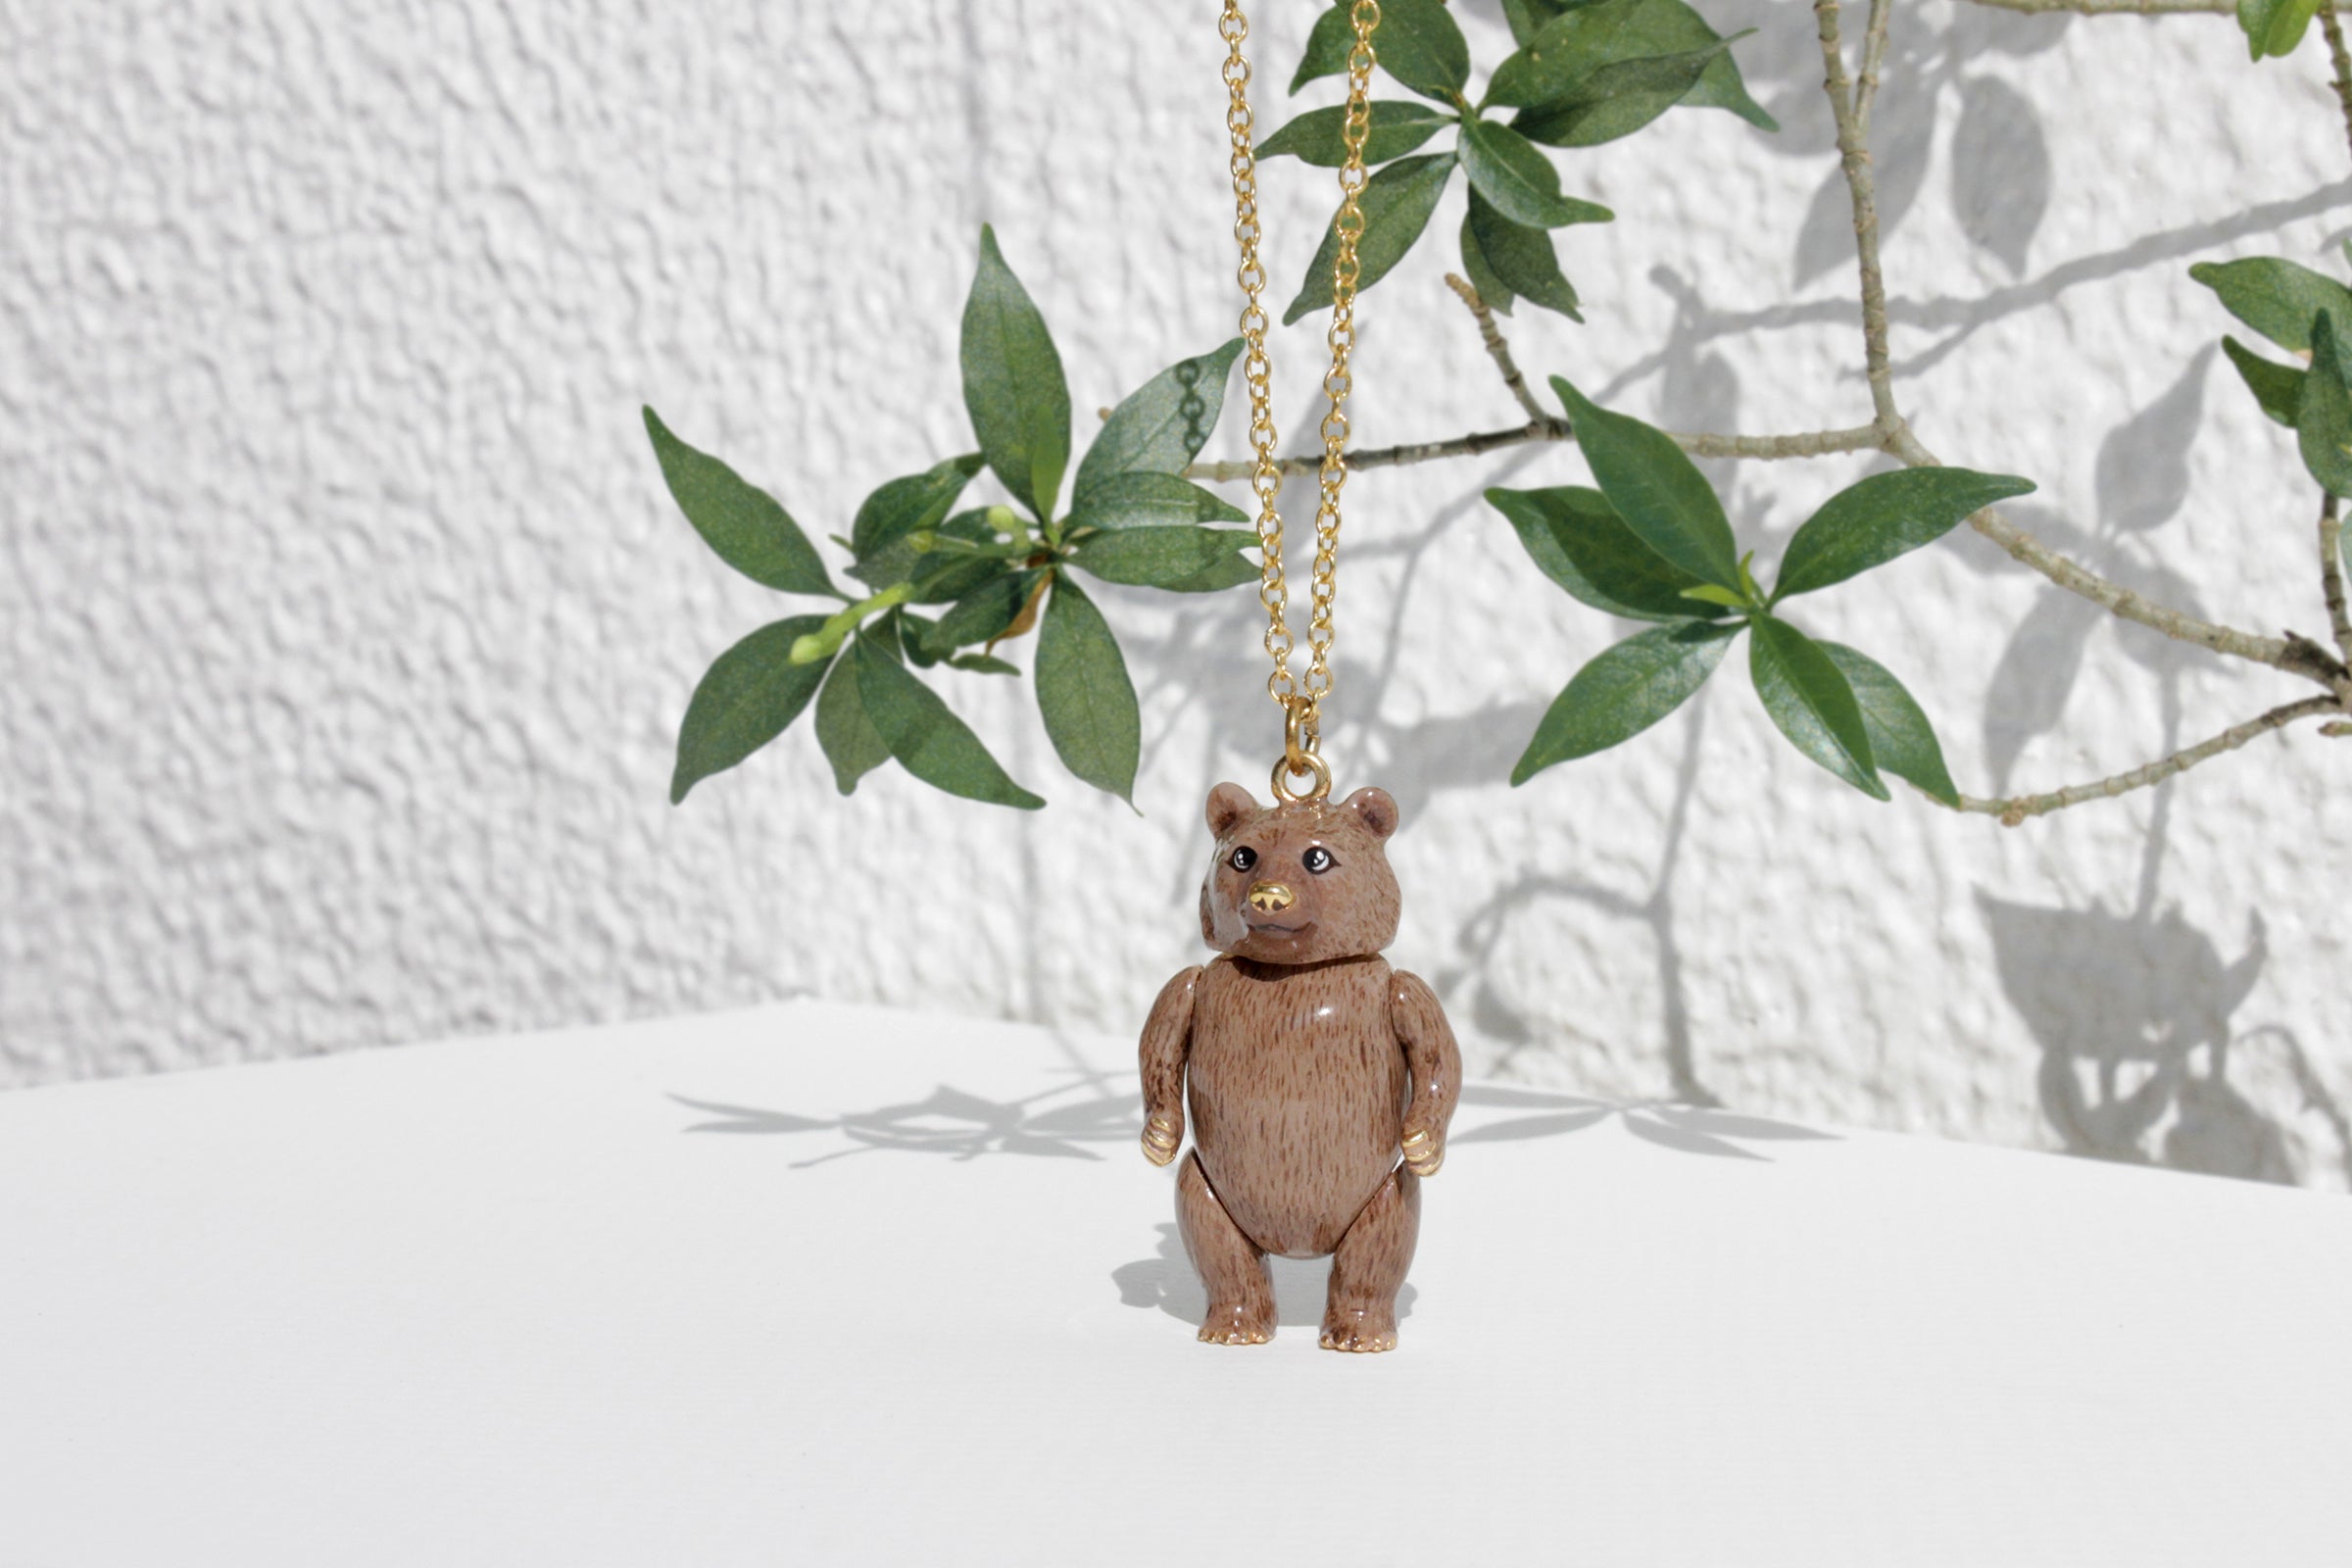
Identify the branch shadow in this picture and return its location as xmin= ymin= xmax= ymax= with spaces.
xmin=1975 ymin=894 xmax=2343 ymax=1185
xmin=667 ymin=1033 xmax=1145 ymax=1168
xmin=1440 ymin=688 xmax=1722 ymax=1107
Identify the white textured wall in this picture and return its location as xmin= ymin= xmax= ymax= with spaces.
xmin=5 ymin=1 xmax=2349 ymax=1187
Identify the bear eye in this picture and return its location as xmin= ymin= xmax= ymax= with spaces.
xmin=1302 ymin=846 xmax=1336 ymax=874
xmin=1228 ymin=845 xmax=1258 ymax=872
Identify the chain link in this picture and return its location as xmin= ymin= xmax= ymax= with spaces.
xmin=1217 ymin=0 xmax=1379 ymax=803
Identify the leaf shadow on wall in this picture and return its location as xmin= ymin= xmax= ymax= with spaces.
xmin=1977 ymin=347 xmax=2215 ymax=793
xmin=1743 ymin=2 xmax=2059 ymax=287
xmin=1436 ymin=696 xmax=1723 ymax=1107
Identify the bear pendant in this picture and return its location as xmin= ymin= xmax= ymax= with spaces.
xmin=1137 ymin=780 xmax=1461 ymax=1352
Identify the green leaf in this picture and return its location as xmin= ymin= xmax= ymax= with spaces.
xmin=894 ymin=610 xmax=944 ymax=667
xmin=2297 ymin=312 xmax=2352 ymax=496
xmin=644 ymin=407 xmax=834 ymax=596
xmin=960 ymin=225 xmax=1071 ymax=519
xmin=1487 ymin=0 xmax=1635 ymax=107
xmin=1291 ymin=5 xmax=1358 ymax=94
xmin=669 ymin=614 xmax=832 ymax=803
xmin=1075 ymin=340 xmax=1245 ymax=499
xmin=1465 ymin=191 xmax=1591 ymax=319
xmin=1069 ymin=526 xmax=1257 ymax=588
xmin=1257 ymin=101 xmax=1454 ymax=167
xmin=1680 ymin=33 xmax=1779 ymax=131
xmin=1493 ymin=0 xmax=1772 ymax=135
xmin=1458 ymin=211 xmax=1516 ymax=317
xmin=1283 ymin=154 xmax=1457 ymax=324
xmin=1487 ymin=484 xmax=1708 ymax=619
xmin=853 ymin=635 xmax=1044 ymax=808
xmin=2189 ymin=256 xmax=2352 ymax=354
xmin=1491 ymin=0 xmax=1764 ymax=111
xmin=924 ymin=568 xmax=1043 ymax=655
xmin=1066 ymin=471 xmax=1248 ymax=531
xmin=949 ymin=653 xmax=1020 ymax=676
xmin=1512 ymin=620 xmax=1740 ymax=784
xmin=1774 ymin=466 xmax=2036 ymax=601
xmin=855 ymin=507 xmax=1004 ymax=598
xmin=814 ymin=637 xmax=892 ymax=796
xmin=2239 ymin=0 xmax=2321 ymax=59
xmin=1502 ymin=0 xmax=1572 ymax=48
xmin=2223 ymin=335 xmax=2305 ymax=427
xmin=1681 ymin=583 xmax=1749 ymax=611
xmin=1817 ymin=642 xmax=1960 ymax=807
xmin=1748 ymin=614 xmax=1887 ymax=800
xmin=1291 ymin=0 xmax=1471 ymax=101
xmin=1550 ymin=377 xmax=1740 ymax=588
xmin=1458 ymin=117 xmax=1609 ymax=227
xmin=850 ymin=453 xmax=985 ymax=561
xmin=1512 ymin=42 xmax=1734 ymax=148
xmin=1160 ymin=551 xmax=1264 ymax=594
xmin=1034 ymin=576 xmax=1140 ymax=802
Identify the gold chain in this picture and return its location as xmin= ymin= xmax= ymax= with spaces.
xmin=1218 ymin=0 xmax=1379 ymax=804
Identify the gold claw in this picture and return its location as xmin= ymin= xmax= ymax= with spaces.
xmin=1142 ymin=1115 xmax=1181 ymax=1166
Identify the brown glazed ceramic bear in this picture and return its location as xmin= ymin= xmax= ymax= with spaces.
xmin=1137 ymin=781 xmax=1461 ymax=1351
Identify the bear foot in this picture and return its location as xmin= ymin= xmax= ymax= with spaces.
xmin=1197 ymin=1302 xmax=1274 ymax=1346
xmin=1318 ymin=1307 xmax=1397 ymax=1353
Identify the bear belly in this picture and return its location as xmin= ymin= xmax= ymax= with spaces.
xmin=1186 ymin=956 xmax=1408 ymax=1259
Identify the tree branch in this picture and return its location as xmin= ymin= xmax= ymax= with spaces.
xmin=1813 ymin=1 xmax=1900 ymax=429
xmin=1884 ymin=422 xmax=2331 ymax=680
xmin=2323 ymin=493 xmax=2352 ymax=662
xmin=1955 ymin=698 xmax=2341 ymax=823
xmin=1960 ymin=0 xmax=2234 ymax=14
xmin=1184 ymin=419 xmax=1887 ymax=480
xmin=1444 ymin=273 xmax=1554 ymax=426
xmin=2321 ymin=3 xmax=2352 ymax=169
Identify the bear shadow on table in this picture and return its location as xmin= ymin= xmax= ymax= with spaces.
xmin=1111 ymin=1221 xmax=1419 ymax=1330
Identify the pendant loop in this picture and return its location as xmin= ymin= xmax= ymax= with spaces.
xmin=1271 ymin=696 xmax=1332 ymax=804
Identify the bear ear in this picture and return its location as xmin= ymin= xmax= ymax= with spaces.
xmin=1205 ymin=782 xmax=1259 ymax=839
xmin=1342 ymin=786 xmax=1399 ymax=841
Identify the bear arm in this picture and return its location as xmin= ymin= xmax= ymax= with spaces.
xmin=1139 ymin=966 xmax=1202 ymax=1133
xmin=1392 ymin=970 xmax=1462 ymax=1149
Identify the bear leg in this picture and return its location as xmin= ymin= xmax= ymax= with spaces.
xmin=1321 ymin=1165 xmax=1419 ymax=1352
xmin=1177 ymin=1152 xmax=1275 ymax=1345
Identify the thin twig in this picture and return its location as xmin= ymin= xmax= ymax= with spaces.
xmin=2320 ymin=4 xmax=2352 ymax=169
xmin=1856 ymin=0 xmax=1892 ymax=137
xmin=1814 ymin=0 xmax=2338 ymax=686
xmin=1443 ymin=273 xmax=1555 ymax=426
xmin=1184 ymin=420 xmax=1886 ymax=481
xmin=1884 ymin=423 xmax=2329 ymax=680
xmin=1813 ymin=2 xmax=1900 ymax=430
xmin=1960 ymin=0 xmax=2234 ymax=13
xmin=2323 ymin=493 xmax=2352 ymax=662
xmin=1955 ymin=698 xmax=2341 ymax=823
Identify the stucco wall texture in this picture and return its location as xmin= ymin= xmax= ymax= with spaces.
xmin=5 ymin=1 xmax=2349 ymax=1187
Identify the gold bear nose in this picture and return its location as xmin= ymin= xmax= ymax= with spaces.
xmin=1247 ymin=881 xmax=1296 ymax=913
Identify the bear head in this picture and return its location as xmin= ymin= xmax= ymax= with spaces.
xmin=1197 ymin=781 xmax=1402 ymax=965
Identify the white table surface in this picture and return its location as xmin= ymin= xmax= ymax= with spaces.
xmin=1 ymin=1000 xmax=2346 ymax=1567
